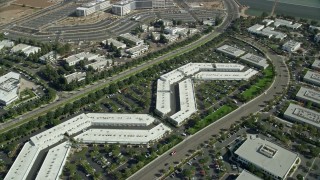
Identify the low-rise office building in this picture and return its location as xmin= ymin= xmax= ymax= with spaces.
xmin=235 ymin=135 xmax=299 ymax=180
xmin=64 ymin=72 xmax=86 ymax=84
xmin=126 ymin=44 xmax=149 ymax=58
xmin=261 ymin=27 xmax=287 ymax=40
xmin=304 ymin=70 xmax=320 ymax=86
xmin=0 ymin=72 xmax=20 ymax=106
xmin=119 ymin=33 xmax=144 ymax=45
xmin=284 ymin=103 xmax=320 ymax=129
xmin=193 ymin=69 xmax=258 ymax=81
xmin=296 ymin=87 xmax=320 ymax=106
xmin=274 ymin=18 xmax=302 ymax=29
xmin=85 ymin=59 xmax=112 ymax=71
xmin=64 ymin=52 xmax=99 ymax=66
xmin=76 ymin=0 xmax=111 ymax=16
xmin=311 ymin=59 xmax=320 ymax=70
xmin=0 ymin=40 xmax=14 ymax=50
xmin=112 ymin=0 xmax=132 ymax=16
xmin=39 ymin=51 xmax=60 ymax=63
xmin=282 ymin=40 xmax=301 ymax=53
xmin=262 ymin=19 xmax=274 ymax=26
xmin=216 ymin=45 xmax=245 ymax=57
xmin=240 ymin=53 xmax=269 ymax=69
xmin=11 ymin=44 xmax=41 ymax=57
xmin=164 ymin=27 xmax=186 ymax=35
xmin=103 ymin=38 xmax=127 ymax=49
xmin=236 ymin=170 xmax=262 ymax=180
xmin=315 ymin=33 xmax=320 ymax=43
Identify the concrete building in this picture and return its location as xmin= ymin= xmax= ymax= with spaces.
xmin=112 ymin=0 xmax=170 ymax=15
xmin=282 ymin=40 xmax=301 ymax=53
xmin=296 ymin=87 xmax=320 ymax=107
xmin=0 ymin=72 xmax=20 ymax=106
xmin=315 ymin=33 xmax=320 ymax=43
xmin=274 ymin=18 xmax=302 ymax=29
xmin=39 ymin=51 xmax=60 ymax=63
xmin=240 ymin=53 xmax=269 ymax=69
xmin=76 ymin=0 xmax=111 ymax=16
xmin=35 ymin=142 xmax=71 ymax=180
xmin=112 ymin=1 xmax=132 ymax=16
xmin=236 ymin=170 xmax=262 ymax=180
xmin=311 ymin=59 xmax=320 ymax=70
xmin=261 ymin=27 xmax=287 ymax=40
xmin=119 ymin=33 xmax=144 ymax=45
xmin=284 ymin=103 xmax=320 ymax=129
xmin=11 ymin=44 xmax=41 ymax=57
xmin=262 ymin=19 xmax=274 ymax=26
xmin=235 ymin=135 xmax=299 ymax=180
xmin=64 ymin=72 xmax=86 ymax=83
xmin=164 ymin=27 xmax=186 ymax=35
xmin=0 ymin=40 xmax=14 ymax=50
xmin=216 ymin=45 xmax=245 ymax=57
xmin=103 ymin=38 xmax=127 ymax=49
xmin=64 ymin=52 xmax=99 ymax=66
xmin=5 ymin=113 xmax=170 ymax=180
xmin=304 ymin=70 xmax=320 ymax=86
xmin=247 ymin=24 xmax=265 ymax=34
xmin=85 ymin=58 xmax=112 ymax=71
xmin=126 ymin=44 xmax=149 ymax=58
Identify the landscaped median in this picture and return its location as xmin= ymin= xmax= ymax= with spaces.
xmin=239 ymin=66 xmax=275 ymax=102
xmin=187 ymin=105 xmax=237 ymax=135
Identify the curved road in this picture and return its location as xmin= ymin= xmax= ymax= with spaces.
xmin=128 ymin=38 xmax=290 ymax=180
xmin=0 ymin=0 xmax=239 ymax=133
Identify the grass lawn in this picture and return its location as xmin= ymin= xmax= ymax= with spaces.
xmin=241 ymin=66 xmax=274 ymax=100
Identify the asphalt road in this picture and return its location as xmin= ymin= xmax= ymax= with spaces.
xmin=127 ymin=41 xmax=290 ymax=180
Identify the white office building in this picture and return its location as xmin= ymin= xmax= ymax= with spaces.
xmin=240 ymin=53 xmax=269 ymax=69
xmin=216 ymin=45 xmax=246 ymax=57
xmin=235 ymin=135 xmax=299 ymax=180
xmin=236 ymin=170 xmax=262 ymax=180
xmin=126 ymin=44 xmax=149 ymax=58
xmin=247 ymin=24 xmax=287 ymax=40
xmin=274 ymin=18 xmax=302 ymax=29
xmin=112 ymin=1 xmax=133 ymax=16
xmin=103 ymin=38 xmax=127 ymax=49
xmin=64 ymin=72 xmax=86 ymax=83
xmin=282 ymin=40 xmax=301 ymax=53
xmin=304 ymin=70 xmax=320 ymax=86
xmin=119 ymin=33 xmax=144 ymax=45
xmin=112 ymin=0 xmax=170 ymax=16
xmin=64 ymin=52 xmax=99 ymax=66
xmin=262 ymin=19 xmax=274 ymax=26
xmin=76 ymin=0 xmax=111 ymax=16
xmin=296 ymin=87 xmax=320 ymax=106
xmin=85 ymin=58 xmax=112 ymax=71
xmin=39 ymin=51 xmax=60 ymax=63
xmin=164 ymin=27 xmax=187 ymax=35
xmin=11 ymin=44 xmax=41 ymax=57
xmin=0 ymin=72 xmax=20 ymax=106
xmin=0 ymin=40 xmax=14 ymax=50
xmin=284 ymin=103 xmax=320 ymax=129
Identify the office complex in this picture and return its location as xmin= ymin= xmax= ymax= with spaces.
xmin=11 ymin=44 xmax=41 ymax=57
xmin=236 ymin=170 xmax=262 ymax=180
xmin=284 ymin=103 xmax=320 ymax=129
xmin=304 ymin=70 xmax=320 ymax=86
xmin=296 ymin=87 xmax=320 ymax=106
xmin=0 ymin=72 xmax=21 ymax=106
xmin=76 ymin=0 xmax=111 ymax=16
xmin=240 ymin=53 xmax=269 ymax=69
xmin=216 ymin=45 xmax=246 ymax=57
xmin=311 ymin=59 xmax=320 ymax=70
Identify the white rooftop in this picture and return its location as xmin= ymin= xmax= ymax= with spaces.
xmin=236 ymin=170 xmax=262 ymax=180
xmin=88 ymin=113 xmax=156 ymax=126
xmin=240 ymin=53 xmax=269 ymax=69
xmin=75 ymin=123 xmax=171 ymax=144
xmin=0 ymin=40 xmax=14 ymax=50
xmin=296 ymin=86 xmax=320 ymax=106
xmin=216 ymin=45 xmax=245 ymax=57
xmin=262 ymin=27 xmax=287 ymax=40
xmin=274 ymin=18 xmax=302 ymax=29
xmin=106 ymin=38 xmax=126 ymax=49
xmin=214 ymin=63 xmax=245 ymax=71
xmin=64 ymin=72 xmax=86 ymax=84
xmin=64 ymin=52 xmax=99 ymax=65
xmin=11 ymin=44 xmax=41 ymax=56
xmin=157 ymin=79 xmax=171 ymax=92
xmin=284 ymin=103 xmax=320 ymax=129
xmin=235 ymin=135 xmax=299 ymax=179
xmin=304 ymin=70 xmax=320 ymax=86
xmin=160 ymin=69 xmax=185 ymax=84
xmin=170 ymin=78 xmax=197 ymax=125
xmin=119 ymin=33 xmax=143 ymax=44
xmin=36 ymin=142 xmax=71 ymax=180
xmin=311 ymin=59 xmax=320 ymax=70
xmin=193 ymin=69 xmax=258 ymax=81
xmin=0 ymin=72 xmax=20 ymax=106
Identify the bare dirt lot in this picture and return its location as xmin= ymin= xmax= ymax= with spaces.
xmin=0 ymin=5 xmax=35 ymax=25
xmin=186 ymin=0 xmax=224 ymax=9
xmin=14 ymin=0 xmax=54 ymax=8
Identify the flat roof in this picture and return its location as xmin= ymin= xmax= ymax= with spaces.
xmin=156 ymin=92 xmax=171 ymax=115
xmin=170 ymin=79 xmax=197 ymax=125
xmin=193 ymin=69 xmax=258 ymax=81
xmin=304 ymin=70 xmax=320 ymax=86
xmin=311 ymin=59 xmax=320 ymax=70
xmin=39 ymin=51 xmax=60 ymax=61
xmin=0 ymin=72 xmax=20 ymax=105
xmin=235 ymin=135 xmax=298 ymax=179
xmin=296 ymin=86 xmax=320 ymax=105
xmin=64 ymin=52 xmax=99 ymax=64
xmin=157 ymin=79 xmax=171 ymax=92
xmin=214 ymin=63 xmax=245 ymax=71
xmin=216 ymin=45 xmax=245 ymax=57
xmin=88 ymin=113 xmax=155 ymax=126
xmin=11 ymin=44 xmax=40 ymax=56
xmin=283 ymin=40 xmax=301 ymax=49
xmin=262 ymin=27 xmax=287 ymax=39
xmin=240 ymin=53 xmax=269 ymax=69
xmin=247 ymin=24 xmax=265 ymax=32
xmin=119 ymin=33 xmax=143 ymax=43
xmin=75 ymin=123 xmax=171 ymax=144
xmin=160 ymin=69 xmax=185 ymax=84
xmin=36 ymin=142 xmax=71 ymax=180
xmin=85 ymin=59 xmax=112 ymax=70
xmin=64 ymin=72 xmax=86 ymax=84
xmin=177 ymin=63 xmax=214 ymax=76
xmin=127 ymin=44 xmax=149 ymax=54
xmin=4 ymin=142 xmax=40 ymax=180
xmin=236 ymin=170 xmax=262 ymax=180
xmin=284 ymin=103 xmax=320 ymax=128
xmin=274 ymin=18 xmax=302 ymax=29
xmin=107 ymin=38 xmax=126 ymax=48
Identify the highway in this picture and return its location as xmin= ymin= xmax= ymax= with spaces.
xmin=128 ymin=40 xmax=290 ymax=180
xmin=0 ymin=0 xmax=238 ymax=133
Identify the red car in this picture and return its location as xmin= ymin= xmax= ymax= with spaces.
xmin=170 ymin=150 xmax=177 ymax=156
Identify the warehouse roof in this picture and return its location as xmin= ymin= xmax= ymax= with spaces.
xmin=235 ymin=135 xmax=299 ymax=179
xmin=156 ymin=91 xmax=171 ymax=115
